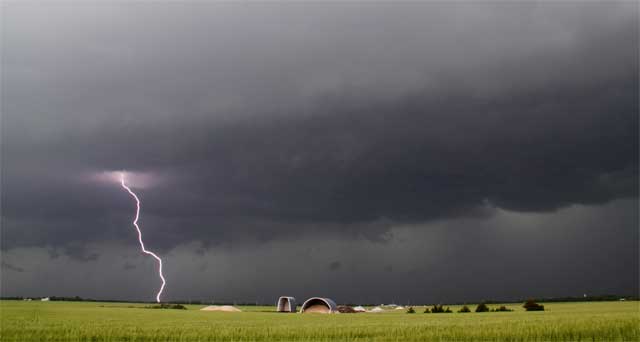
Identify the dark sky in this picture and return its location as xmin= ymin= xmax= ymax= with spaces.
xmin=1 ymin=2 xmax=638 ymax=304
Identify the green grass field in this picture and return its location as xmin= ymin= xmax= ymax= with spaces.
xmin=1 ymin=300 xmax=638 ymax=341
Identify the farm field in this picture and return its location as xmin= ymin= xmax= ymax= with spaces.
xmin=0 ymin=300 xmax=638 ymax=341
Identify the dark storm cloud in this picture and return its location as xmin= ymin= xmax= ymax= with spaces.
xmin=2 ymin=261 xmax=24 ymax=273
xmin=1 ymin=1 xmax=637 ymax=264
xmin=2 ymin=200 xmax=636 ymax=303
xmin=122 ymin=262 xmax=136 ymax=271
xmin=328 ymin=261 xmax=342 ymax=271
xmin=59 ymin=243 xmax=100 ymax=262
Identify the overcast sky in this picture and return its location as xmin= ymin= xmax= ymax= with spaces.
xmin=1 ymin=2 xmax=638 ymax=304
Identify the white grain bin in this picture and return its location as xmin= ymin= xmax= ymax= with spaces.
xmin=277 ymin=296 xmax=297 ymax=312
xmin=300 ymin=297 xmax=338 ymax=313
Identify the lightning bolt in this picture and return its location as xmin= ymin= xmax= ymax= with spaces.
xmin=120 ymin=173 xmax=166 ymax=303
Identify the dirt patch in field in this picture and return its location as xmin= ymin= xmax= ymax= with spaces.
xmin=200 ymin=305 xmax=242 ymax=312
xmin=337 ymin=306 xmax=358 ymax=313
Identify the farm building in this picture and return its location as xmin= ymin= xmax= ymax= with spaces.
xmin=300 ymin=297 xmax=338 ymax=313
xmin=276 ymin=296 xmax=296 ymax=312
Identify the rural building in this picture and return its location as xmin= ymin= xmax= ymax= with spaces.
xmin=276 ymin=296 xmax=296 ymax=312
xmin=300 ymin=297 xmax=338 ymax=313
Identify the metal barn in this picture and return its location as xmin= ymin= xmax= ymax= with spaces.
xmin=299 ymin=297 xmax=338 ymax=313
xmin=277 ymin=296 xmax=297 ymax=312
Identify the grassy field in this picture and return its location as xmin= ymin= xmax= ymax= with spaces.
xmin=0 ymin=300 xmax=638 ymax=341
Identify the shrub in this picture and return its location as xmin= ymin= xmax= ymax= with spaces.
xmin=458 ymin=305 xmax=471 ymax=313
xmin=495 ymin=305 xmax=513 ymax=312
xmin=147 ymin=303 xmax=187 ymax=310
xmin=475 ymin=303 xmax=490 ymax=312
xmin=423 ymin=307 xmax=431 ymax=313
xmin=523 ymin=299 xmax=544 ymax=311
xmin=406 ymin=307 xmax=415 ymax=314
xmin=429 ymin=304 xmax=452 ymax=313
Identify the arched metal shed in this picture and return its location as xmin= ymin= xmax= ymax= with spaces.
xmin=276 ymin=296 xmax=296 ymax=312
xmin=300 ymin=297 xmax=338 ymax=313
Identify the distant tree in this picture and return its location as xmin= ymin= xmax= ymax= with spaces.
xmin=475 ymin=303 xmax=490 ymax=312
xmin=423 ymin=307 xmax=431 ymax=313
xmin=523 ymin=299 xmax=544 ymax=311
xmin=406 ymin=307 xmax=415 ymax=314
xmin=148 ymin=303 xmax=187 ymax=310
xmin=430 ymin=304 xmax=452 ymax=313
xmin=495 ymin=305 xmax=513 ymax=312
xmin=458 ymin=305 xmax=471 ymax=313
